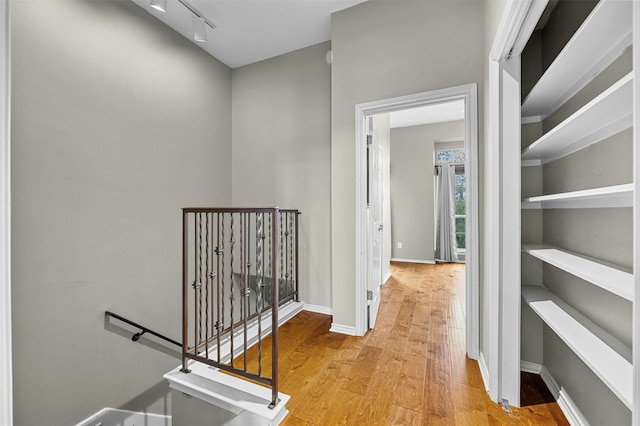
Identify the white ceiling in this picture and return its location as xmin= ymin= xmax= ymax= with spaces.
xmin=131 ymin=0 xmax=367 ymax=68
xmin=131 ymin=0 xmax=464 ymax=129
xmin=389 ymin=100 xmax=465 ymax=129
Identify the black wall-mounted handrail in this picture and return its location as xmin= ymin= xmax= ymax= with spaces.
xmin=105 ymin=311 xmax=182 ymax=348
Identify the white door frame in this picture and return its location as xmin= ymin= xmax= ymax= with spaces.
xmin=634 ymin=4 xmax=640 ymax=424
xmin=630 ymin=3 xmax=640 ymax=425
xmin=366 ymin=125 xmax=383 ymax=329
xmin=354 ymin=84 xmax=480 ymax=359
xmin=488 ymin=0 xmax=547 ymax=407
xmin=0 ymin=0 xmax=12 ymax=424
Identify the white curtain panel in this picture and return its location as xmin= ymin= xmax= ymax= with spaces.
xmin=435 ymin=165 xmax=458 ymax=262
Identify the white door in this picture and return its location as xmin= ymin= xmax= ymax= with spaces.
xmin=367 ymin=129 xmax=383 ymax=329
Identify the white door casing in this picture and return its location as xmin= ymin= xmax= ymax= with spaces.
xmin=354 ymin=84 xmax=480 ymax=361
xmin=0 ymin=0 xmax=11 ymax=424
xmin=488 ymin=0 xmax=548 ymax=408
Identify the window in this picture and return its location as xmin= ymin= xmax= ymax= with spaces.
xmin=436 ymin=148 xmax=466 ymax=254
xmin=454 ymin=167 xmax=466 ymax=251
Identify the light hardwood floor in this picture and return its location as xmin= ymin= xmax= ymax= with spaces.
xmin=240 ymin=262 xmax=569 ymax=425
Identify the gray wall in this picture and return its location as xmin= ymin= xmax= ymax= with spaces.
xmin=231 ymin=42 xmax=332 ymax=309
xmin=390 ymin=121 xmax=464 ymax=262
xmin=330 ymin=0 xmax=483 ymax=329
xmin=520 ymin=122 xmax=544 ymax=365
xmin=11 ymin=1 xmax=232 ymax=424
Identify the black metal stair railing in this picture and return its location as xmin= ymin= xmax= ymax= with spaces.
xmin=105 ymin=311 xmax=182 ymax=348
xmin=180 ymin=207 xmax=299 ymax=409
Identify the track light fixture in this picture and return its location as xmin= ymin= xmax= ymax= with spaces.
xmin=149 ymin=0 xmax=167 ymax=12
xmin=193 ymin=15 xmax=207 ymax=42
xmin=149 ymin=0 xmax=215 ymax=43
xmin=176 ymin=0 xmax=216 ymax=43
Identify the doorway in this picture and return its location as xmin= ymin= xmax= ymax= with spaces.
xmin=354 ymin=84 xmax=479 ymax=359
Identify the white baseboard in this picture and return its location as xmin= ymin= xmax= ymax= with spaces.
xmin=76 ymin=408 xmax=170 ymax=426
xmin=391 ymin=258 xmax=436 ymax=264
xmin=329 ymin=323 xmax=357 ymax=336
xmin=540 ymin=366 xmax=589 ymax=426
xmin=520 ymin=361 xmax=542 ymax=374
xmin=303 ymin=303 xmax=332 ymax=315
xmin=478 ymin=352 xmax=490 ymax=392
xmin=165 ymin=301 xmax=303 ymax=370
xmin=382 ymin=271 xmax=392 ymax=284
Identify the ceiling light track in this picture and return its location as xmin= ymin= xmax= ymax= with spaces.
xmin=149 ymin=0 xmax=215 ymax=42
xmin=176 ymin=0 xmax=216 ymax=30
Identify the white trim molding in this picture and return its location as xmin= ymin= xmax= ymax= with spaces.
xmin=478 ymin=352 xmax=490 ymax=393
xmin=390 ymin=258 xmax=436 ymax=265
xmin=540 ymin=366 xmax=589 ymax=426
xmin=355 ymin=84 xmax=480 ymax=355
xmin=329 ymin=323 xmax=357 ymax=336
xmin=520 ymin=361 xmax=542 ymax=374
xmin=303 ymin=303 xmax=332 ymax=316
xmin=76 ymin=408 xmax=171 ymax=426
xmin=0 ymin=0 xmax=11 ymax=424
xmin=487 ymin=0 xmax=547 ymax=408
xmin=633 ymin=3 xmax=640 ymax=424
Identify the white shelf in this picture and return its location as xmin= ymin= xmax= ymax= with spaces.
xmin=521 ymin=183 xmax=633 ymax=209
xmin=521 ymin=243 xmax=633 ymax=301
xmin=521 ymin=73 xmax=632 ymax=165
xmin=521 ymin=0 xmax=632 ymax=120
xmin=522 ymin=285 xmax=632 ymax=409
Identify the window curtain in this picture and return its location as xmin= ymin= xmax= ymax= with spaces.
xmin=435 ymin=164 xmax=458 ymax=262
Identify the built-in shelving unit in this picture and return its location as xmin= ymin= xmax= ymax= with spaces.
xmin=519 ymin=0 xmax=634 ymax=418
xmin=521 ymin=183 xmax=633 ymax=209
xmin=522 ymin=285 xmax=632 ymax=409
xmin=521 ymin=0 xmax=632 ymax=121
xmin=522 ymin=243 xmax=633 ymax=301
xmin=521 ymin=73 xmax=633 ymax=166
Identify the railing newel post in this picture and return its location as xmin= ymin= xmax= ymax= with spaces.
xmin=295 ymin=210 xmax=300 ymax=302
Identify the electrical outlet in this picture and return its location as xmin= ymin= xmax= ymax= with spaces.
xmin=397 ymin=242 xmax=402 ymax=249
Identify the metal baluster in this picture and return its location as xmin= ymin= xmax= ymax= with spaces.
xmin=267 ymin=213 xmax=272 ymax=308
xmin=282 ymin=212 xmax=291 ymax=298
xmin=193 ymin=214 xmax=199 ymax=354
xmin=240 ymin=214 xmax=244 ymax=325
xmin=294 ymin=211 xmax=299 ymax=302
xmin=279 ymin=212 xmax=284 ymax=309
xmin=289 ymin=212 xmax=294 ymax=302
xmin=210 ymin=212 xmax=216 ymax=357
xmin=256 ymin=212 xmax=264 ymax=376
xmin=229 ymin=213 xmax=235 ymax=367
xmin=198 ymin=213 xmax=204 ymax=349
xmin=243 ymin=212 xmax=250 ymax=372
xmin=218 ymin=213 xmax=225 ymax=364
xmin=204 ymin=213 xmax=210 ymax=359
xmin=270 ymin=208 xmax=280 ymax=408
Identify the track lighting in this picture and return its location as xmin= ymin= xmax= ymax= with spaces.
xmin=193 ymin=16 xmax=207 ymax=42
xmin=149 ymin=0 xmax=167 ymax=13
xmin=149 ymin=0 xmax=215 ymax=43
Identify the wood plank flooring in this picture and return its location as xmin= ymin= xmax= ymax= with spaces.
xmin=240 ymin=262 xmax=569 ymax=425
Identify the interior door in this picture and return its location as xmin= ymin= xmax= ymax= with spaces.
xmin=367 ymin=127 xmax=383 ymax=329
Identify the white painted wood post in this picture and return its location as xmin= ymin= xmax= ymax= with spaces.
xmin=632 ymin=1 xmax=640 ymax=424
xmin=0 ymin=0 xmax=12 ymax=424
